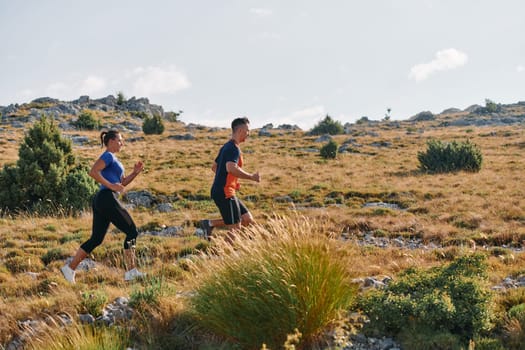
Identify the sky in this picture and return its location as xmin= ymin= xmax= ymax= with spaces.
xmin=1 ymin=0 xmax=524 ymax=130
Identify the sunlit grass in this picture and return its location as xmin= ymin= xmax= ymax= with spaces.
xmin=189 ymin=216 xmax=358 ymax=349
xmin=26 ymin=320 xmax=129 ymax=350
xmin=1 ymin=115 xmax=525 ymax=347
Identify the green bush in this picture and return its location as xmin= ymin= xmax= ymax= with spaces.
xmin=129 ymin=277 xmax=163 ymax=308
xmin=190 ymin=217 xmax=357 ymax=349
xmin=418 ymin=139 xmax=483 ymax=173
xmin=116 ymin=91 xmax=126 ymax=105
xmin=73 ymin=111 xmax=101 ymax=130
xmin=359 ymin=254 xmax=493 ymax=348
xmin=80 ymin=290 xmax=108 ymax=317
xmin=503 ymin=303 xmax=525 ymax=349
xmin=320 ymin=140 xmax=338 ymax=159
xmin=62 ymin=164 xmax=98 ymax=213
xmin=309 ymin=115 xmax=344 ymax=135
xmin=508 ymin=303 xmax=525 ymax=320
xmin=142 ymin=114 xmax=165 ymax=135
xmin=0 ymin=116 xmax=97 ymax=215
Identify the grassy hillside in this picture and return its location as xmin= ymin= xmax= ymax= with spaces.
xmin=1 ymin=107 xmax=525 ymax=349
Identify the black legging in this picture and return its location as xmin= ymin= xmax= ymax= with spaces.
xmin=80 ymin=189 xmax=138 ymax=253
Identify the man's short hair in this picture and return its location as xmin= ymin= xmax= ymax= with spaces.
xmin=232 ymin=117 xmax=250 ymax=132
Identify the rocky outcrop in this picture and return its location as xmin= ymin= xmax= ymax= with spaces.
xmin=0 ymin=95 xmax=168 ymax=121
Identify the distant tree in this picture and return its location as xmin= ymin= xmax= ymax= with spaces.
xmin=384 ymin=108 xmax=391 ymax=121
xmin=309 ymin=115 xmax=344 ymax=135
xmin=142 ymin=114 xmax=165 ymax=135
xmin=0 ymin=116 xmax=98 ymax=215
xmin=484 ymin=99 xmax=499 ymax=113
xmin=116 ymin=91 xmax=126 ymax=105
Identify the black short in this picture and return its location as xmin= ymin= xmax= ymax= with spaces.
xmin=212 ymin=195 xmax=248 ymax=225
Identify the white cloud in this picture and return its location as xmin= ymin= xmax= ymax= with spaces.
xmin=46 ymin=81 xmax=70 ymax=98
xmin=281 ymin=105 xmax=326 ymax=129
xmin=20 ymin=89 xmax=35 ymax=98
xmin=409 ymin=48 xmax=468 ymax=82
xmin=250 ymin=8 xmax=272 ymax=17
xmin=517 ymin=65 xmax=525 ymax=73
xmin=78 ymin=75 xmax=106 ymax=95
xmin=130 ymin=65 xmax=190 ymax=96
xmin=44 ymin=75 xmax=106 ymax=99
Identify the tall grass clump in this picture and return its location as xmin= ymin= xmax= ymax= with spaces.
xmin=418 ymin=139 xmax=483 ymax=173
xmin=359 ymin=254 xmax=494 ymax=349
xmin=26 ymin=320 xmax=129 ymax=350
xmin=189 ymin=216 xmax=357 ymax=349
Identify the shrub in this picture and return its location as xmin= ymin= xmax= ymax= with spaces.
xmin=62 ymin=164 xmax=98 ymax=213
xmin=503 ymin=303 xmax=525 ymax=349
xmin=418 ymin=139 xmax=483 ymax=173
xmin=320 ymin=140 xmax=338 ymax=159
xmin=142 ymin=114 xmax=165 ymax=135
xmin=309 ymin=115 xmax=344 ymax=135
xmin=129 ymin=277 xmax=164 ymax=308
xmin=73 ymin=111 xmax=101 ymax=130
xmin=80 ymin=290 xmax=108 ymax=317
xmin=359 ymin=254 xmax=494 ymax=347
xmin=116 ymin=91 xmax=126 ymax=105
xmin=190 ymin=216 xmax=357 ymax=349
xmin=508 ymin=303 xmax=525 ymax=320
xmin=0 ymin=116 xmax=97 ymax=215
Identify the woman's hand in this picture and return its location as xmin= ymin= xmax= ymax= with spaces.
xmin=110 ymin=183 xmax=125 ymax=193
xmin=133 ymin=161 xmax=144 ymax=175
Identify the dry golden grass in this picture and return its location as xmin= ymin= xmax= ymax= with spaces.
xmin=1 ymin=114 xmax=525 ymax=346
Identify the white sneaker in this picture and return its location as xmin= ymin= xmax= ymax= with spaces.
xmin=124 ymin=268 xmax=145 ymax=281
xmin=61 ymin=264 xmax=76 ymax=284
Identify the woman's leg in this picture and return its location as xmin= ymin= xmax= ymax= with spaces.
xmin=68 ymin=248 xmax=88 ymax=270
xmin=71 ymin=191 xmax=110 ymax=270
xmin=104 ymin=195 xmax=140 ymax=271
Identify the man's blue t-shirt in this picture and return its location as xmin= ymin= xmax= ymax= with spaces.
xmin=211 ymin=140 xmax=241 ymax=198
xmin=99 ymin=151 xmax=124 ymax=190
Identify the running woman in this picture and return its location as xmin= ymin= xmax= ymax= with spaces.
xmin=61 ymin=130 xmax=145 ymax=283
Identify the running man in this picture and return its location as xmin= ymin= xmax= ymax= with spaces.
xmin=200 ymin=117 xmax=260 ymax=240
